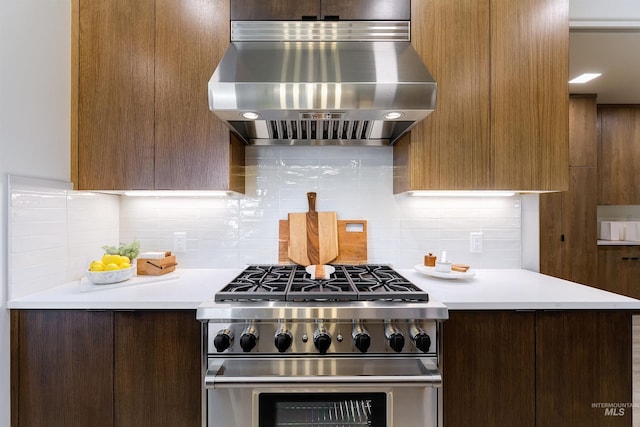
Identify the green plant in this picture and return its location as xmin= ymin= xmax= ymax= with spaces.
xmin=102 ymin=239 xmax=140 ymax=260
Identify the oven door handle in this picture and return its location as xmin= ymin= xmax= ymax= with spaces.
xmin=204 ymin=359 xmax=442 ymax=389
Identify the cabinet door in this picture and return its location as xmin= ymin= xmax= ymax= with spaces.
xmin=598 ymin=246 xmax=640 ymax=298
xmin=114 ymin=311 xmax=201 ymax=427
xmin=598 ymin=107 xmax=640 ymax=204
xmin=394 ymin=0 xmax=491 ymax=192
xmin=231 ymin=0 xmax=320 ymax=20
xmin=569 ymin=95 xmax=598 ymax=167
xmin=540 ymin=96 xmax=597 ymax=286
xmin=442 ymin=311 xmax=535 ymax=427
xmin=490 ymin=0 xmax=569 ymax=191
xmin=536 ymin=311 xmax=632 ymax=427
xmin=78 ymin=0 xmax=155 ymax=190
xmin=322 ymin=0 xmax=410 ymax=20
xmin=11 ymin=310 xmax=114 ymax=427
xmin=155 ymin=0 xmax=244 ymax=191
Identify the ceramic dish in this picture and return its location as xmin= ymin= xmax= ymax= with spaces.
xmin=414 ymin=264 xmax=476 ymax=279
xmin=85 ymin=265 xmax=136 ymax=285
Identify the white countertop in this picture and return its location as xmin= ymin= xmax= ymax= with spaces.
xmin=399 ymin=268 xmax=640 ymax=310
xmin=7 ymin=268 xmax=640 ymax=311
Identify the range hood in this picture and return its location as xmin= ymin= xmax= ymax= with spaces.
xmin=208 ymin=21 xmax=436 ymax=146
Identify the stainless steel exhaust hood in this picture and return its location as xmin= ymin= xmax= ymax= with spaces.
xmin=208 ymin=21 xmax=436 ymax=146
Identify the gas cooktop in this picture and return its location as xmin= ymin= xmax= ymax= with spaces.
xmin=215 ymin=264 xmax=428 ymax=302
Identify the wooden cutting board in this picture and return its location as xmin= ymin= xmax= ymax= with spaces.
xmin=288 ymin=192 xmax=338 ymax=266
xmin=280 ymin=220 xmax=368 ymax=265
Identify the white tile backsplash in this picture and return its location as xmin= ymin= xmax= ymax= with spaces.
xmin=7 ymin=176 xmax=119 ymax=299
xmin=8 ymin=148 xmax=523 ymax=297
xmin=117 ymin=147 xmax=522 ymax=269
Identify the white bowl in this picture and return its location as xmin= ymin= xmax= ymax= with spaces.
xmin=85 ymin=265 xmax=136 ymax=285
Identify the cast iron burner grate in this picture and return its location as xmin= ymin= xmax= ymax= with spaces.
xmin=215 ymin=264 xmax=428 ymax=302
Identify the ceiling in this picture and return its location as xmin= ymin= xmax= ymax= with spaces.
xmin=569 ymin=29 xmax=640 ymax=104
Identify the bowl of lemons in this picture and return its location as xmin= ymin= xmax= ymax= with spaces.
xmin=86 ymin=254 xmax=136 ymax=285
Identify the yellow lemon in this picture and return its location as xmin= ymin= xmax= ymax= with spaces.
xmin=118 ymin=255 xmax=130 ymax=265
xmin=104 ymin=263 xmax=120 ymax=271
xmin=102 ymin=254 xmax=121 ymax=266
xmin=119 ymin=262 xmax=131 ymax=269
xmin=89 ymin=260 xmax=105 ymax=271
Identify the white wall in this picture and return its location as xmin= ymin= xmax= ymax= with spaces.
xmin=0 ymin=0 xmax=71 ymax=423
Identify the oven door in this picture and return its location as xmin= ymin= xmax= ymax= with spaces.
xmin=204 ymin=357 xmax=441 ymax=427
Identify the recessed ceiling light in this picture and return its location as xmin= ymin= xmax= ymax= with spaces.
xmin=241 ymin=112 xmax=261 ymax=120
xmin=569 ymin=73 xmax=602 ymax=84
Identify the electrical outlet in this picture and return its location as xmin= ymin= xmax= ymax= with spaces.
xmin=470 ymin=232 xmax=483 ymax=253
xmin=173 ymin=231 xmax=187 ymax=253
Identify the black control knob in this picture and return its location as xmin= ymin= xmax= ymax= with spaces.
xmin=313 ymin=322 xmax=332 ymax=355
xmin=353 ymin=333 xmax=371 ymax=353
xmin=314 ymin=333 xmax=332 ymax=355
xmin=384 ymin=321 xmax=404 ymax=353
xmin=413 ymin=333 xmax=431 ymax=353
xmin=213 ymin=329 xmax=233 ymax=353
xmin=409 ymin=321 xmax=431 ymax=353
xmin=387 ymin=333 xmax=405 ymax=353
xmin=240 ymin=332 xmax=258 ymax=352
xmin=239 ymin=324 xmax=259 ymax=353
xmin=274 ymin=331 xmax=293 ymax=353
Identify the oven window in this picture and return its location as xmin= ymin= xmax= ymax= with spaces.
xmin=259 ymin=392 xmax=386 ymax=427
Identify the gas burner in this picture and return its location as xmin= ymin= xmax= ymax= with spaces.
xmin=216 ymin=264 xmax=428 ymax=302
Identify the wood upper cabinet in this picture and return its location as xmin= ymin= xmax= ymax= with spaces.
xmin=77 ymin=0 xmax=156 ymax=190
xmin=74 ymin=0 xmax=245 ymax=191
xmin=540 ymin=95 xmax=597 ymax=286
xmin=394 ymin=0 xmax=569 ymax=192
xmin=230 ymin=0 xmax=409 ymax=21
xmin=598 ymin=106 xmax=640 ymax=204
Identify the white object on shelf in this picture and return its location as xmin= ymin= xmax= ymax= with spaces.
xmin=599 ymin=221 xmax=625 ymax=240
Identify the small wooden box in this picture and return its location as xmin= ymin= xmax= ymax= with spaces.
xmin=137 ymin=255 xmax=177 ymax=275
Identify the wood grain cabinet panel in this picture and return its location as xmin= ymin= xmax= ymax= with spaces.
xmin=540 ymin=95 xmax=597 ymax=286
xmin=395 ymin=0 xmax=568 ymax=192
xmin=442 ymin=311 xmax=536 ymax=427
xmin=536 ymin=311 xmax=632 ymax=427
xmin=78 ymin=0 xmax=156 ymax=190
xmin=598 ymin=106 xmax=640 ymax=204
xmin=74 ymin=0 xmax=244 ymax=191
xmin=11 ymin=310 xmax=202 ymax=427
xmin=598 ymin=246 xmax=640 ymax=298
xmin=443 ymin=311 xmax=633 ymax=427
xmin=11 ymin=310 xmax=114 ymax=427
xmin=569 ymin=95 xmax=598 ymax=167
xmin=114 ymin=311 xmax=201 ymax=427
xmin=154 ymin=0 xmax=241 ymax=191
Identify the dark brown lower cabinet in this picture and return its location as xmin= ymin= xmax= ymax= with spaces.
xmin=11 ymin=310 xmax=201 ymax=427
xmin=11 ymin=310 xmax=114 ymax=427
xmin=598 ymin=246 xmax=640 ymax=299
xmin=443 ymin=310 xmax=633 ymax=427
xmin=114 ymin=311 xmax=201 ymax=427
xmin=442 ymin=311 xmax=536 ymax=427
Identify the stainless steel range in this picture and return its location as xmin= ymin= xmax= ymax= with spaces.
xmin=197 ymin=264 xmax=448 ymax=427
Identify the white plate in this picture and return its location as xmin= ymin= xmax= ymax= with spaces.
xmin=414 ymin=264 xmax=476 ymax=279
